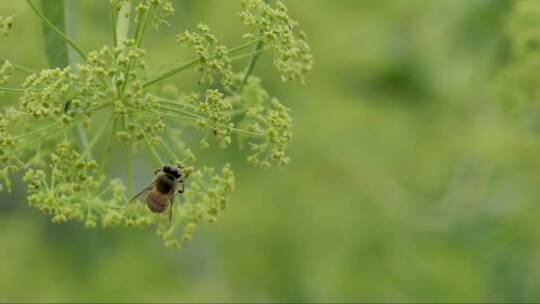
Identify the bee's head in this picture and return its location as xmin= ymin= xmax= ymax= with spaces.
xmin=162 ymin=165 xmax=182 ymax=179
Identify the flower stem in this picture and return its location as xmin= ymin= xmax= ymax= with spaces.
xmin=237 ymin=38 xmax=265 ymax=93
xmin=156 ymin=109 xmax=265 ymax=138
xmin=110 ymin=2 xmax=118 ymax=47
xmin=142 ymin=39 xmax=266 ymax=88
xmin=14 ymin=121 xmax=60 ymax=140
xmin=0 ymin=57 xmax=38 ymax=74
xmin=80 ymin=115 xmax=112 ymax=159
xmin=123 ymin=141 xmax=132 ymax=197
xmin=116 ymin=0 xmax=131 ymax=46
xmin=98 ymin=118 xmax=118 ymax=177
xmin=144 ymin=135 xmax=164 ymax=166
xmin=26 ymin=0 xmax=87 ymax=61
xmin=77 ymin=125 xmax=92 ymax=159
xmin=0 ymin=86 xmax=24 ymax=93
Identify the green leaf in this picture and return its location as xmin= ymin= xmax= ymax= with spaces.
xmin=40 ymin=0 xmax=68 ymax=68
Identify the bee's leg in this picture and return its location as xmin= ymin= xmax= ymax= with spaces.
xmin=168 ymin=195 xmax=175 ymax=228
xmin=177 ymin=179 xmax=185 ymax=194
xmin=154 ymin=168 xmax=161 ymax=175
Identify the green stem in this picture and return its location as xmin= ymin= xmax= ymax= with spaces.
xmin=110 ymin=2 xmax=118 ymax=47
xmin=153 ymin=96 xmax=198 ymax=111
xmin=26 ymin=0 xmax=87 ymax=61
xmin=135 ymin=8 xmax=152 ymax=47
xmin=0 ymin=86 xmax=24 ymax=93
xmin=156 ymin=109 xmax=265 ymax=138
xmin=98 ymin=118 xmax=118 ymax=177
xmin=119 ymin=8 xmax=151 ymax=95
xmin=143 ymin=59 xmax=199 ymax=88
xmin=144 ymin=135 xmax=164 ymax=166
xmin=0 ymin=57 xmax=38 ymax=74
xmin=142 ymin=39 xmax=266 ymax=88
xmin=116 ymin=0 xmax=131 ymax=46
xmin=237 ymin=39 xmax=265 ymax=93
xmin=80 ymin=116 xmax=111 ymax=159
xmin=77 ymin=125 xmax=92 ymax=159
xmin=229 ymin=38 xmax=264 ymax=53
xmin=157 ymin=104 xmax=200 ymax=119
xmin=121 ymin=118 xmax=132 ymax=197
xmin=161 ymin=140 xmax=179 ymax=163
xmin=14 ymin=121 xmax=60 ymax=140
xmin=124 ymin=141 xmax=132 ymax=197
xmin=15 ymin=120 xmax=78 ymax=152
xmin=230 ymin=48 xmax=269 ymax=61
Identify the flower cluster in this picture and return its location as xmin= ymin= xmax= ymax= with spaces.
xmin=190 ymin=90 xmax=233 ymax=149
xmin=21 ymin=67 xmax=90 ymax=122
xmin=0 ymin=60 xmax=13 ymax=86
xmin=135 ymin=0 xmax=175 ymax=28
xmin=176 ymin=24 xmax=233 ymax=86
xmin=23 ymin=141 xmax=102 ymax=222
xmin=78 ymin=40 xmax=165 ymax=143
xmin=0 ymin=16 xmax=13 ymax=36
xmin=19 ymin=39 xmax=164 ymax=142
xmin=0 ymin=0 xmax=311 ymax=248
xmin=239 ymin=0 xmax=314 ymax=83
xmin=0 ymin=111 xmax=23 ymax=192
xmin=227 ymin=75 xmax=292 ymax=168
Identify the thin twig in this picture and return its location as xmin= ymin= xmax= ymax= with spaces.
xmin=26 ymin=0 xmax=87 ymax=61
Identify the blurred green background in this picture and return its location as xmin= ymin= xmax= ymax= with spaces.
xmin=4 ymin=0 xmax=540 ymax=302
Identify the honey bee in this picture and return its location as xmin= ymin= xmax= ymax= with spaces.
xmin=128 ymin=165 xmax=185 ymax=223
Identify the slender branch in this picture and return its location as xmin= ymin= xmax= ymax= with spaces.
xmin=122 ymin=118 xmax=133 ymax=197
xmin=14 ymin=121 xmax=60 ymax=140
xmin=123 ymin=141 xmax=132 ymax=197
xmin=80 ymin=115 xmax=112 ymax=159
xmin=144 ymin=135 xmax=164 ymax=166
xmin=0 ymin=86 xmax=25 ymax=93
xmin=156 ymin=109 xmax=265 ymax=138
xmin=143 ymin=47 xmax=269 ymax=88
xmin=237 ymin=38 xmax=265 ymax=93
xmin=230 ymin=48 xmax=269 ymax=61
xmin=0 ymin=58 xmax=38 ymax=74
xmin=161 ymin=140 xmax=179 ymax=163
xmin=135 ymin=8 xmax=152 ymax=47
xmin=154 ymin=96 xmax=198 ymax=111
xmin=110 ymin=2 xmax=118 ymax=47
xmin=98 ymin=118 xmax=117 ymax=177
xmin=229 ymin=38 xmax=264 ymax=54
xmin=143 ymin=59 xmax=199 ymax=88
xmin=77 ymin=125 xmax=92 ymax=159
xmin=119 ymin=8 xmax=151 ymax=95
xmin=15 ymin=120 xmax=77 ymax=152
xmin=26 ymin=0 xmax=87 ymax=61
xmin=116 ymin=0 xmax=131 ymax=46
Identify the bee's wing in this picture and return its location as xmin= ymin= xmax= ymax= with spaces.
xmin=124 ymin=183 xmax=154 ymax=207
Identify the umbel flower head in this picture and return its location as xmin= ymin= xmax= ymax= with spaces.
xmin=0 ymin=0 xmax=312 ymax=248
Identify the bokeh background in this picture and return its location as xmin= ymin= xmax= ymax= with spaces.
xmin=4 ymin=0 xmax=540 ymax=302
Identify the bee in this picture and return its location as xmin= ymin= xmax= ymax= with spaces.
xmin=128 ymin=165 xmax=185 ymax=224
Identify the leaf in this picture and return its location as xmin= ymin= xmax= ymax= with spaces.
xmin=40 ymin=0 xmax=68 ymax=68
